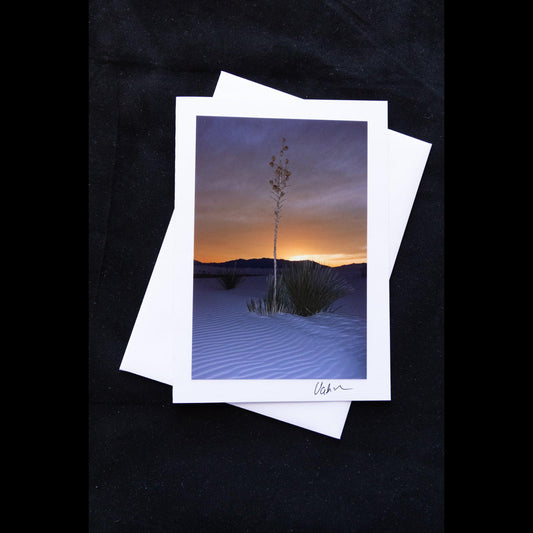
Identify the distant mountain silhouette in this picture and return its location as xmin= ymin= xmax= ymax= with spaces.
xmin=194 ymin=258 xmax=291 ymax=269
xmin=194 ymin=258 xmax=366 ymax=270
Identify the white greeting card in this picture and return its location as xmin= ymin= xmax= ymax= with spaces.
xmin=171 ymin=96 xmax=390 ymax=403
xmin=120 ymin=72 xmax=431 ymax=437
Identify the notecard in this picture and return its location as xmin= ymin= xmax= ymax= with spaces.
xmin=171 ymin=96 xmax=390 ymax=403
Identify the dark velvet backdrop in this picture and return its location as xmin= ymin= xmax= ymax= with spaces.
xmin=89 ymin=1 xmax=444 ymax=531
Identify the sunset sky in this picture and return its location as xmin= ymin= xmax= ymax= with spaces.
xmin=193 ymin=115 xmax=367 ymax=268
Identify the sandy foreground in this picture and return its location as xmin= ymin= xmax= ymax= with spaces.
xmin=191 ymin=266 xmax=367 ymax=380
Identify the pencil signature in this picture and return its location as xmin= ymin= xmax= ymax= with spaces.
xmin=314 ymin=381 xmax=353 ymax=396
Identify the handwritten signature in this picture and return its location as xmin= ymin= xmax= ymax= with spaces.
xmin=314 ymin=381 xmax=353 ymax=396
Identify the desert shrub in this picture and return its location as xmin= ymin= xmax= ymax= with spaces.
xmin=247 ymin=274 xmax=290 ymax=314
xmin=216 ymin=267 xmax=245 ymax=290
xmin=248 ymin=263 xmax=352 ymax=316
xmin=282 ymin=261 xmax=352 ymax=316
xmin=247 ymin=297 xmax=284 ymax=315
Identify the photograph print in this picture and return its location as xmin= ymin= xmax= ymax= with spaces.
xmin=191 ymin=115 xmax=368 ymax=381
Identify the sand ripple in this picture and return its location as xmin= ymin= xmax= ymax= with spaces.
xmin=191 ymin=276 xmax=366 ymax=379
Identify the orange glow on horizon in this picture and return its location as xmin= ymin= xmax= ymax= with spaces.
xmin=193 ymin=226 xmax=367 ymax=267
xmin=286 ymin=253 xmax=366 ymax=267
xmin=194 ymin=252 xmax=366 ymax=268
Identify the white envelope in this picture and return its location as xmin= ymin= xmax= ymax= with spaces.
xmin=120 ymin=72 xmax=431 ymax=438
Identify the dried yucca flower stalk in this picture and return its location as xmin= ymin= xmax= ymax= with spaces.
xmin=269 ymin=138 xmax=291 ymax=311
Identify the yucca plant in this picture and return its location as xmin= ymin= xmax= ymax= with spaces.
xmin=248 ymin=262 xmax=352 ymax=317
xmin=281 ymin=261 xmax=353 ymax=316
xmin=216 ymin=262 xmax=245 ymax=290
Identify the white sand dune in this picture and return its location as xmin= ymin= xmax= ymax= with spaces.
xmin=191 ymin=268 xmax=367 ymax=380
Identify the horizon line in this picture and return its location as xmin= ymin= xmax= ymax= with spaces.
xmin=194 ymin=256 xmax=367 ymax=268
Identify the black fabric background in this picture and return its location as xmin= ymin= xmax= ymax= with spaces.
xmin=89 ymin=1 xmax=444 ymax=531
